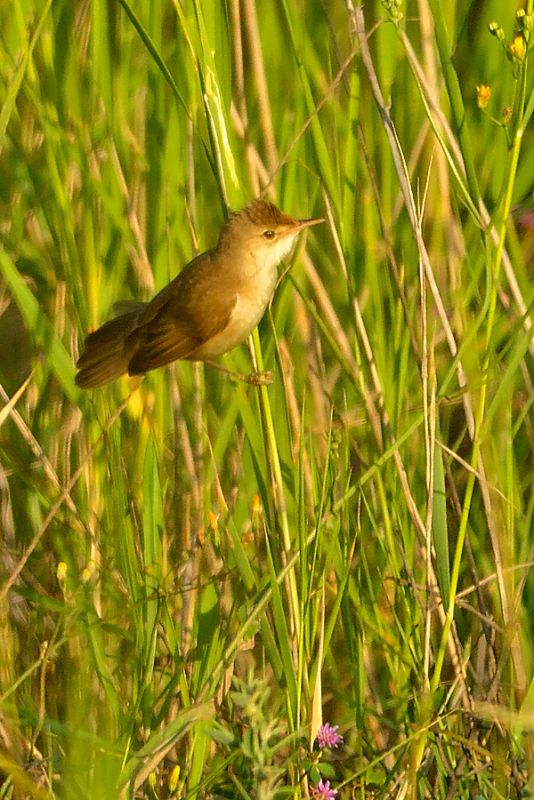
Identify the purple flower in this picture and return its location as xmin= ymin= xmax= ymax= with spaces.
xmin=315 ymin=723 xmax=344 ymax=749
xmin=311 ymin=779 xmax=338 ymax=799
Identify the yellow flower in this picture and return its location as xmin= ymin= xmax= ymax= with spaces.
xmin=476 ymin=84 xmax=491 ymax=109
xmin=207 ymin=510 xmax=218 ymax=532
xmin=508 ymin=35 xmax=527 ymax=63
xmin=252 ymin=494 xmax=262 ymax=514
xmin=81 ymin=559 xmax=97 ymax=584
xmin=168 ymin=765 xmax=181 ymax=792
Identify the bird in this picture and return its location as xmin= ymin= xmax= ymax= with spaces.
xmin=75 ymin=199 xmax=323 ymax=388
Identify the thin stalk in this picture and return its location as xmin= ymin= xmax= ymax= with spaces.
xmin=410 ymin=24 xmax=531 ymax=783
xmin=431 ymin=87 xmax=527 ymax=698
xmin=426 ymin=0 xmax=480 ymax=204
xmin=251 ymin=328 xmax=302 ymax=645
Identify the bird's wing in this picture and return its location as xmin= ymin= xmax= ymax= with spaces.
xmin=127 ymin=252 xmax=237 ymax=374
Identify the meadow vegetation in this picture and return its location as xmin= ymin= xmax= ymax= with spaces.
xmin=1 ymin=1 xmax=534 ymax=797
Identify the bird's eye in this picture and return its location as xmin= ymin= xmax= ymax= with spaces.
xmin=262 ymin=230 xmax=276 ymax=240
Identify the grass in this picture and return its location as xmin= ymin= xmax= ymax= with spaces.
xmin=1 ymin=0 xmax=534 ymax=798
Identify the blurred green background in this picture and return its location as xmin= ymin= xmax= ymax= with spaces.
xmin=1 ymin=1 xmax=534 ymax=798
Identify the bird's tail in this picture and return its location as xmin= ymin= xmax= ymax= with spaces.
xmin=75 ymin=302 xmax=146 ymax=389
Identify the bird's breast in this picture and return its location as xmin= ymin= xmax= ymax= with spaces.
xmin=194 ymin=263 xmax=278 ymax=359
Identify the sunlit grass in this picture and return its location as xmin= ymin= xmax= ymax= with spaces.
xmin=1 ymin=1 xmax=534 ymax=798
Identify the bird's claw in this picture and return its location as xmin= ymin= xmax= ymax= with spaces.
xmin=245 ymin=370 xmax=273 ymax=386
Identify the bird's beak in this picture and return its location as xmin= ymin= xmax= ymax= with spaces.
xmin=278 ymin=215 xmax=324 ymax=240
xmin=296 ymin=216 xmax=325 ymax=230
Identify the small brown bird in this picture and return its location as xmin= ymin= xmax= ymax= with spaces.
xmin=75 ymin=200 xmax=323 ymax=388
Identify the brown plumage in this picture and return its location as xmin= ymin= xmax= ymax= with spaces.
xmin=75 ymin=200 xmax=323 ymax=388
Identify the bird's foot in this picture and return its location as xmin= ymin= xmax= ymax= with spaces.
xmin=243 ymin=370 xmax=273 ymax=385
xmin=204 ymin=361 xmax=273 ymax=386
